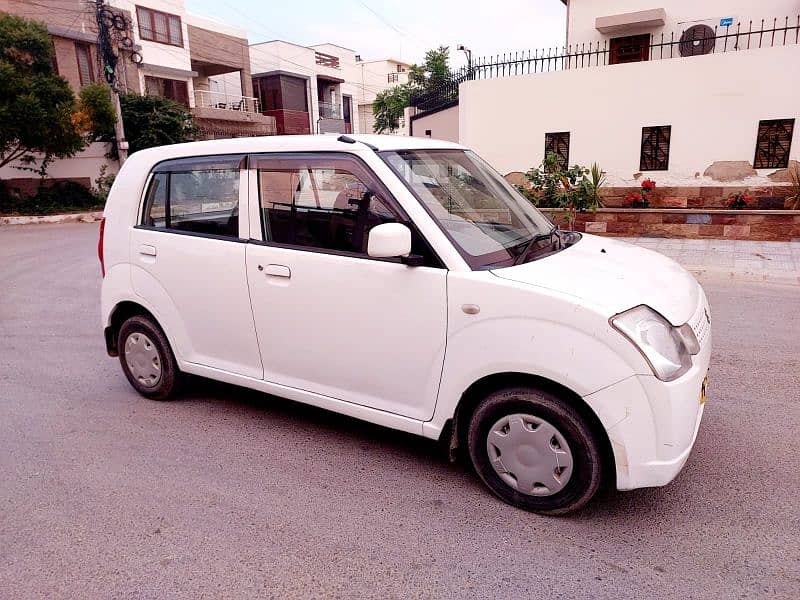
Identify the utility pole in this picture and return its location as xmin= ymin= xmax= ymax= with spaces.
xmin=93 ymin=0 xmax=139 ymax=165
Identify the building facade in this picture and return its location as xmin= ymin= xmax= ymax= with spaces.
xmin=456 ymin=0 xmax=799 ymax=191
xmin=0 ymin=0 xmax=274 ymax=194
xmin=236 ymin=41 xmax=410 ymax=135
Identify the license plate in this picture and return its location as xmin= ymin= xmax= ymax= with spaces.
xmin=699 ymin=374 xmax=709 ymax=404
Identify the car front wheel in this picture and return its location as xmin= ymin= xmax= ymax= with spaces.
xmin=118 ymin=315 xmax=179 ymax=400
xmin=467 ymin=386 xmax=604 ymax=515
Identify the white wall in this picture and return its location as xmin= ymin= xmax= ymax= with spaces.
xmin=411 ymin=106 xmax=459 ymax=143
xmin=459 ymin=44 xmax=800 ymax=186
xmin=0 ymin=143 xmax=119 ymax=183
xmin=567 ymin=0 xmax=800 ymax=46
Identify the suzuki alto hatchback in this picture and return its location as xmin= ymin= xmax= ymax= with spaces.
xmin=100 ymin=134 xmax=711 ymax=514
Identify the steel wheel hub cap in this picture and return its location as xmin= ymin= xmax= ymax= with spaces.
xmin=124 ymin=332 xmax=162 ymax=388
xmin=486 ymin=413 xmax=573 ymax=496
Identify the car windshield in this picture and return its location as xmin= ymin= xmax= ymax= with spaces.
xmin=381 ymin=149 xmax=555 ymax=269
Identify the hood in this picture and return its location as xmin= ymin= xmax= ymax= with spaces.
xmin=491 ymin=234 xmax=700 ymax=325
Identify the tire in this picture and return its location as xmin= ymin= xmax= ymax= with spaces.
xmin=118 ymin=315 xmax=180 ymax=400
xmin=467 ymin=386 xmax=603 ymax=515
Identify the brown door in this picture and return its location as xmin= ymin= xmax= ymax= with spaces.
xmin=609 ymin=34 xmax=650 ymax=65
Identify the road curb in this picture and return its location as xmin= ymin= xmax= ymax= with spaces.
xmin=0 ymin=211 xmax=103 ymax=226
xmin=689 ymin=267 xmax=800 ymax=286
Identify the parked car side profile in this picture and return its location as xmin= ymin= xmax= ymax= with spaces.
xmin=100 ymin=134 xmax=711 ymax=514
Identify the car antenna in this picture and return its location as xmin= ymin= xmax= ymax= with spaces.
xmin=337 ymin=135 xmax=378 ymax=152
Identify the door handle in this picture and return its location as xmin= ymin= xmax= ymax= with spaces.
xmin=138 ymin=244 xmax=157 ymax=257
xmin=259 ymin=264 xmax=291 ymax=278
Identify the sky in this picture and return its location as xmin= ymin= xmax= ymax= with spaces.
xmin=184 ymin=0 xmax=567 ymax=69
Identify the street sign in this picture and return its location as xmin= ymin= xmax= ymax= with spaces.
xmin=720 ymin=17 xmax=734 ymax=27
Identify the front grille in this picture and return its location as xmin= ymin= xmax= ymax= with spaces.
xmin=689 ymin=297 xmax=711 ymax=347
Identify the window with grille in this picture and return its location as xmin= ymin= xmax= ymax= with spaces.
xmin=388 ymin=72 xmax=399 ymax=83
xmin=75 ymin=42 xmax=93 ymax=86
xmin=754 ymin=119 xmax=794 ymax=169
xmin=609 ymin=34 xmax=650 ymax=65
xmin=640 ymin=125 xmax=671 ymax=171
xmin=544 ymin=132 xmax=570 ymax=170
xmin=136 ymin=6 xmax=183 ymax=46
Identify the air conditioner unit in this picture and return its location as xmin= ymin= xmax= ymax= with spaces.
xmin=675 ymin=16 xmax=733 ymax=56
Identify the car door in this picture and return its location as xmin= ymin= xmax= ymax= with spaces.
xmin=245 ymin=152 xmax=447 ymax=421
xmin=130 ymin=154 xmax=262 ymax=379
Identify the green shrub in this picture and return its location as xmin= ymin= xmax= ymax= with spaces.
xmin=79 ymin=84 xmax=117 ymax=141
xmin=0 ymin=180 xmax=102 ymax=215
xmin=522 ymin=153 xmax=606 ymax=229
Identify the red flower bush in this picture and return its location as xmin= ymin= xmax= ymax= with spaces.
xmin=629 ymin=179 xmax=655 ymax=208
xmin=726 ymin=192 xmax=750 ymax=209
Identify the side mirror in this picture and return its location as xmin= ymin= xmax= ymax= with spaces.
xmin=367 ymin=223 xmax=412 ymax=259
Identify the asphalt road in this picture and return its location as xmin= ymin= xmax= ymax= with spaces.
xmin=1 ymin=223 xmax=798 ymax=599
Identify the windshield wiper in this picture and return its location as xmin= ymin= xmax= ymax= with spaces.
xmin=513 ymin=224 xmax=561 ymax=265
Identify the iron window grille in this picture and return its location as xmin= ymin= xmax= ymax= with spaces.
xmin=544 ymin=132 xmax=570 ymax=170
xmin=754 ymin=119 xmax=794 ymax=169
xmin=640 ymin=125 xmax=671 ymax=171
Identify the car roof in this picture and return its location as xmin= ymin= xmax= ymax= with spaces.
xmin=127 ymin=134 xmax=466 ymax=164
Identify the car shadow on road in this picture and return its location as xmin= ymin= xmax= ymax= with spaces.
xmin=176 ymin=374 xmax=707 ymax=522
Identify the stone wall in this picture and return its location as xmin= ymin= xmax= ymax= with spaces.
xmin=599 ymin=184 xmax=796 ymax=210
xmin=541 ymin=209 xmax=800 ymax=241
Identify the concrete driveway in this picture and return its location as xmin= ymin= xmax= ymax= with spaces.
xmin=1 ymin=223 xmax=798 ymax=599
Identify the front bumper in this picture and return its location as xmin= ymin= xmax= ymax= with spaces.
xmin=584 ymin=320 xmax=712 ymax=491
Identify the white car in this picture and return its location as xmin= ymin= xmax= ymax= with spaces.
xmin=99 ymin=134 xmax=711 ymax=514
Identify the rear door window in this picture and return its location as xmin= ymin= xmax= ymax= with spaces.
xmin=141 ymin=155 xmax=244 ymax=239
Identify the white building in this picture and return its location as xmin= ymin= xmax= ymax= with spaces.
xmin=355 ymin=58 xmax=410 ymax=135
xmin=418 ymin=0 xmax=799 ymax=191
xmin=222 ymin=41 xmax=410 ymax=135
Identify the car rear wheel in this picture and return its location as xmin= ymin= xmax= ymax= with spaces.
xmin=467 ymin=386 xmax=604 ymax=515
xmin=118 ymin=315 xmax=179 ymax=400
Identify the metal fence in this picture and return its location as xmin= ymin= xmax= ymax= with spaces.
xmin=410 ymin=16 xmax=800 ymax=113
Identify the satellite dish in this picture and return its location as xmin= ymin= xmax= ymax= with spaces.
xmin=679 ymin=25 xmax=716 ymax=56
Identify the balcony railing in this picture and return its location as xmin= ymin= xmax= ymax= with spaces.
xmin=318 ymin=101 xmax=342 ymax=119
xmin=193 ymin=90 xmax=261 ymax=114
xmin=411 ymin=15 xmax=800 ymax=114
xmin=315 ymin=51 xmax=340 ymax=69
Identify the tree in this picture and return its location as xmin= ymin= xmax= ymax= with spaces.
xmin=372 ymin=45 xmax=452 ymax=133
xmin=407 ymin=46 xmax=451 ymax=90
xmin=0 ymin=14 xmax=84 ymax=170
xmin=372 ymin=85 xmax=411 ymax=134
xmin=119 ymin=93 xmax=197 ymax=154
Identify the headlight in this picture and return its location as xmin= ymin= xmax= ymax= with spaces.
xmin=611 ymin=305 xmax=693 ymax=382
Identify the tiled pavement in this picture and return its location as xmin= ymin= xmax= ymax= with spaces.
xmin=620 ymin=237 xmax=800 ymax=285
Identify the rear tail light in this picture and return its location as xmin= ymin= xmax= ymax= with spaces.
xmin=98 ymin=217 xmax=106 ymax=277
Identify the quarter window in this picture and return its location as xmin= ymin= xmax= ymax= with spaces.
xmin=256 ymin=155 xmax=399 ymax=254
xmin=142 ymin=156 xmax=243 ymax=239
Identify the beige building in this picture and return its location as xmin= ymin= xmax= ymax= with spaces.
xmin=0 ymin=0 xmax=274 ymax=193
